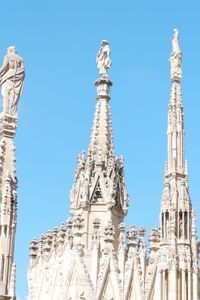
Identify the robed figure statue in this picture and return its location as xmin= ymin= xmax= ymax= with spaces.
xmin=96 ymin=40 xmax=112 ymax=79
xmin=170 ymin=28 xmax=182 ymax=80
xmin=0 ymin=46 xmax=25 ymax=116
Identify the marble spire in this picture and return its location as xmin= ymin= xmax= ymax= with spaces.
xmin=0 ymin=46 xmax=25 ymax=299
xmin=88 ymin=40 xmax=114 ymax=161
xmin=70 ymin=40 xmax=128 ymax=246
xmin=161 ymin=28 xmax=190 ymax=242
xmin=167 ymin=28 xmax=185 ymax=175
xmin=28 ymin=41 xmax=132 ymax=300
xmin=27 ymin=33 xmax=200 ymax=300
xmin=156 ymin=29 xmax=199 ymax=300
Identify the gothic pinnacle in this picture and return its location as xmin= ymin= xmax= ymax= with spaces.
xmin=170 ymin=28 xmax=182 ymax=82
xmin=0 ymin=47 xmax=25 ymax=299
xmin=167 ymin=29 xmax=185 ymax=175
xmin=88 ymin=41 xmax=114 ymax=159
xmin=96 ymin=40 xmax=112 ymax=80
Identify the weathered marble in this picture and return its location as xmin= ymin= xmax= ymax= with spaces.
xmin=0 ymin=47 xmax=24 ymax=300
xmin=26 ymin=33 xmax=199 ymax=300
xmin=96 ymin=40 xmax=112 ymax=79
xmin=0 ymin=46 xmax=25 ymax=117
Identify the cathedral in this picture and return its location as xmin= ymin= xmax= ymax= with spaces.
xmin=0 ymin=30 xmax=199 ymax=300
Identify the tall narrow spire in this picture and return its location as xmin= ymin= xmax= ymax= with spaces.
xmin=70 ymin=40 xmax=128 ymax=247
xmin=160 ymin=29 xmax=191 ymax=242
xmin=157 ymin=30 xmax=199 ymax=300
xmin=167 ymin=28 xmax=185 ymax=175
xmin=0 ymin=46 xmax=25 ymax=299
xmin=88 ymin=40 xmax=114 ymax=160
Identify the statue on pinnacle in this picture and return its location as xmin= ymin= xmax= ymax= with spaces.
xmin=172 ymin=28 xmax=181 ymax=54
xmin=170 ymin=28 xmax=182 ymax=81
xmin=96 ymin=40 xmax=112 ymax=79
xmin=0 ymin=46 xmax=25 ymax=116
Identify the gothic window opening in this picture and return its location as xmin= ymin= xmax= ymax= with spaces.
xmin=92 ymin=181 xmax=103 ymax=203
xmin=179 ymin=211 xmax=183 ymax=238
xmin=185 ymin=270 xmax=188 ymax=300
xmin=189 ymin=213 xmax=192 ymax=240
xmin=115 ymin=182 xmax=122 ymax=210
xmin=4 ymin=225 xmax=7 ymax=237
xmin=162 ymin=213 xmax=164 ymax=238
xmin=175 ymin=211 xmax=178 ymax=237
xmin=165 ymin=270 xmax=169 ymax=300
xmin=0 ymin=255 xmax=5 ymax=281
xmin=165 ymin=211 xmax=169 ymax=238
xmin=184 ymin=211 xmax=188 ymax=239
xmin=179 ymin=270 xmax=182 ymax=300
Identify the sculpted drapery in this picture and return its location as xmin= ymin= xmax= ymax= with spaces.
xmin=0 ymin=46 xmax=25 ymax=116
xmin=96 ymin=40 xmax=112 ymax=79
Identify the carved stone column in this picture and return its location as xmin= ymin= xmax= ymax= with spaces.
xmin=182 ymin=269 xmax=186 ymax=300
xmin=0 ymin=114 xmax=18 ymax=299
xmin=168 ymin=266 xmax=177 ymax=300
xmin=0 ymin=46 xmax=24 ymax=300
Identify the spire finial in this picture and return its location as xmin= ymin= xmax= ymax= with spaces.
xmin=0 ymin=46 xmax=25 ymax=118
xmin=172 ymin=28 xmax=181 ymax=54
xmin=170 ymin=28 xmax=182 ymax=81
xmin=96 ymin=40 xmax=112 ymax=79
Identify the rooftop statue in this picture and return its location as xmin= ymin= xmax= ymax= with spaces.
xmin=96 ymin=40 xmax=112 ymax=79
xmin=172 ymin=28 xmax=181 ymax=54
xmin=170 ymin=28 xmax=182 ymax=80
xmin=0 ymin=46 xmax=25 ymax=116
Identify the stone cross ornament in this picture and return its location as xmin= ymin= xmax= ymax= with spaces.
xmin=0 ymin=46 xmax=25 ymax=116
xmin=96 ymin=40 xmax=112 ymax=79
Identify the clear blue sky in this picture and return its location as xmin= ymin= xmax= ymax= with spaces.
xmin=1 ymin=1 xmax=200 ymax=299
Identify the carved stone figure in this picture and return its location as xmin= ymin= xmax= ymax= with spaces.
xmin=96 ymin=40 xmax=112 ymax=79
xmin=170 ymin=29 xmax=182 ymax=80
xmin=172 ymin=28 xmax=181 ymax=54
xmin=0 ymin=46 xmax=25 ymax=116
xmin=0 ymin=48 xmax=23 ymax=299
xmin=27 ymin=34 xmax=199 ymax=300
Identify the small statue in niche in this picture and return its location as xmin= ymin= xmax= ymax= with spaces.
xmin=96 ymin=40 xmax=112 ymax=79
xmin=0 ymin=46 xmax=25 ymax=116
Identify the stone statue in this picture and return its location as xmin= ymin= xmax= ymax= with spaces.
xmin=0 ymin=46 xmax=25 ymax=116
xmin=172 ymin=28 xmax=181 ymax=54
xmin=170 ymin=29 xmax=182 ymax=80
xmin=96 ymin=40 xmax=112 ymax=79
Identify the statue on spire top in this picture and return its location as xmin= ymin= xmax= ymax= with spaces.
xmin=0 ymin=46 xmax=25 ymax=117
xmin=172 ymin=28 xmax=181 ymax=54
xmin=170 ymin=28 xmax=182 ymax=81
xmin=96 ymin=40 xmax=112 ymax=79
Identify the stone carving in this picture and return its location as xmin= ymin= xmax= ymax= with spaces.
xmin=96 ymin=40 xmax=112 ymax=79
xmin=138 ymin=226 xmax=146 ymax=251
xmin=27 ymin=35 xmax=199 ymax=300
xmin=0 ymin=46 xmax=25 ymax=116
xmin=91 ymin=218 xmax=101 ymax=248
xmin=104 ymin=221 xmax=115 ymax=241
xmin=58 ymin=222 xmax=66 ymax=245
xmin=170 ymin=28 xmax=182 ymax=80
xmin=126 ymin=225 xmax=137 ymax=259
xmin=9 ymin=263 xmax=16 ymax=297
xmin=158 ymin=248 xmax=174 ymax=271
xmin=118 ymin=223 xmax=126 ymax=243
xmin=172 ymin=28 xmax=181 ymax=54
xmin=75 ymin=152 xmax=85 ymax=180
xmin=0 ymin=49 xmax=21 ymax=299
xmin=29 ymin=238 xmax=39 ymax=259
xmin=79 ymin=291 xmax=86 ymax=300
